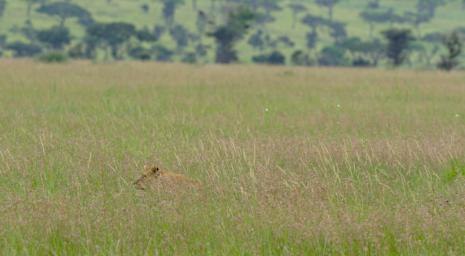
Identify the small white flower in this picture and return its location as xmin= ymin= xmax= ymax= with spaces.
xmin=455 ymin=114 xmax=460 ymax=118
xmin=336 ymin=104 xmax=341 ymax=108
xmin=264 ymin=108 xmax=269 ymax=112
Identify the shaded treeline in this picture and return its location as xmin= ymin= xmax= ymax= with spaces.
xmin=0 ymin=0 xmax=463 ymax=70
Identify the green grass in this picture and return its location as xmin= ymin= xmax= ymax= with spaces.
xmin=0 ymin=60 xmax=464 ymax=255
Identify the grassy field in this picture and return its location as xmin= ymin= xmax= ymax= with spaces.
xmin=0 ymin=61 xmax=464 ymax=255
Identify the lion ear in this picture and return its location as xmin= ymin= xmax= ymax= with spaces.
xmin=143 ymin=165 xmax=150 ymax=171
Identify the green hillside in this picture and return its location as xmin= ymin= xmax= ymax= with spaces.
xmin=0 ymin=0 xmax=464 ymax=65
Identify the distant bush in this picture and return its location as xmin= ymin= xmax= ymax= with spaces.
xmin=382 ymin=28 xmax=414 ymax=66
xmin=195 ymin=43 xmax=208 ymax=57
xmin=85 ymin=22 xmax=136 ymax=60
xmin=136 ymin=27 xmax=158 ymax=42
xmin=128 ymin=46 xmax=152 ymax=61
xmin=208 ymin=7 xmax=256 ymax=64
xmin=153 ymin=25 xmax=166 ymax=41
xmin=352 ymin=57 xmax=372 ymax=67
xmin=37 ymin=26 xmax=71 ymax=49
xmin=170 ymin=24 xmax=190 ymax=52
xmin=248 ymin=29 xmax=267 ymax=50
xmin=0 ymin=34 xmax=6 ymax=48
xmin=437 ymin=32 xmax=462 ymax=71
xmin=37 ymin=2 xmax=91 ymax=27
xmin=318 ymin=45 xmax=349 ymax=66
xmin=181 ymin=52 xmax=197 ymax=63
xmin=422 ymin=32 xmax=443 ymax=43
xmin=37 ymin=51 xmax=69 ymax=63
xmin=291 ymin=50 xmax=315 ymax=66
xmin=6 ymin=41 xmax=42 ymax=57
xmin=152 ymin=45 xmax=174 ymax=62
xmin=252 ymin=51 xmax=286 ymax=65
xmin=274 ymin=36 xmax=295 ymax=48
xmin=67 ymin=43 xmax=88 ymax=59
xmin=140 ymin=4 xmax=150 ymax=14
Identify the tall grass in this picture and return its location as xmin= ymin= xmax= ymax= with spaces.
xmin=0 ymin=60 xmax=464 ymax=255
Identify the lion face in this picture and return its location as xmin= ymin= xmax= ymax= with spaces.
xmin=134 ymin=165 xmax=161 ymax=190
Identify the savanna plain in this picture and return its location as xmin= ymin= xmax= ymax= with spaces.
xmin=0 ymin=61 xmax=464 ymax=255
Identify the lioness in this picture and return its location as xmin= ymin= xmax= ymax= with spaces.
xmin=134 ymin=164 xmax=200 ymax=190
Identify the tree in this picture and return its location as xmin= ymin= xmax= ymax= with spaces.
xmin=68 ymin=42 xmax=93 ymax=59
xmin=361 ymin=39 xmax=385 ymax=66
xmin=336 ymin=37 xmax=385 ymax=66
xmin=337 ymin=37 xmax=364 ymax=54
xmin=152 ymin=44 xmax=174 ymax=61
xmin=403 ymin=0 xmax=446 ymax=36
xmin=128 ymin=46 xmax=152 ymax=60
xmin=454 ymin=27 xmax=465 ymax=38
xmin=0 ymin=0 xmax=6 ymax=18
xmin=196 ymin=10 xmax=209 ymax=40
xmin=327 ymin=21 xmax=346 ymax=43
xmin=437 ymin=32 xmax=462 ymax=71
xmin=161 ymin=0 xmax=184 ymax=27
xmin=403 ymin=11 xmax=431 ymax=36
xmin=6 ymin=41 xmax=42 ymax=57
xmin=209 ymin=0 xmax=217 ymax=12
xmin=170 ymin=24 xmax=190 ymax=52
xmin=0 ymin=34 xmax=5 ymax=56
xmin=153 ymin=25 xmax=166 ymax=41
xmin=409 ymin=41 xmax=439 ymax=66
xmin=382 ymin=28 xmax=415 ymax=66
xmin=291 ymin=50 xmax=315 ymax=66
xmin=301 ymin=14 xmax=327 ymax=31
xmin=367 ymin=0 xmax=380 ymax=9
xmin=21 ymin=0 xmax=47 ymax=23
xmin=141 ymin=4 xmax=150 ymax=13
xmin=249 ymin=0 xmax=280 ymax=29
xmin=208 ymin=6 xmax=256 ymax=63
xmin=191 ymin=0 xmax=197 ymax=10
xmin=360 ymin=5 xmax=395 ymax=38
xmin=273 ymin=36 xmax=295 ymax=48
xmin=182 ymin=52 xmax=197 ymax=63
xmin=258 ymin=0 xmax=281 ymax=24
xmin=416 ymin=0 xmax=446 ymax=18
xmin=136 ymin=27 xmax=159 ymax=42
xmin=37 ymin=2 xmax=91 ymax=27
xmin=37 ymin=26 xmax=71 ymax=49
xmin=195 ymin=43 xmax=209 ymax=58
xmin=18 ymin=22 xmax=39 ymax=43
xmin=288 ymin=2 xmax=307 ymax=29
xmin=0 ymin=35 xmax=6 ymax=48
xmin=318 ymin=45 xmax=349 ymax=66
xmin=422 ymin=31 xmax=444 ymax=43
xmin=248 ymin=29 xmax=267 ymax=51
xmin=301 ymin=14 xmax=326 ymax=49
xmin=252 ymin=50 xmax=285 ymax=65
xmin=86 ymin=22 xmax=136 ymax=59
xmin=314 ymin=0 xmax=340 ymax=21
xmin=305 ymin=31 xmax=318 ymax=49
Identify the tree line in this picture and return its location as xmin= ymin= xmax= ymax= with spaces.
xmin=0 ymin=0 xmax=463 ymax=70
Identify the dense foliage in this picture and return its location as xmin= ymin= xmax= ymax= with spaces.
xmin=0 ymin=0 xmax=463 ymax=69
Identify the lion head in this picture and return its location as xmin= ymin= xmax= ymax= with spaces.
xmin=134 ymin=164 xmax=161 ymax=190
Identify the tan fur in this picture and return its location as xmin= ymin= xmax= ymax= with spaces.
xmin=134 ymin=164 xmax=200 ymax=190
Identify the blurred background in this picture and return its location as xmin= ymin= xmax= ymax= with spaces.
xmin=0 ymin=0 xmax=463 ymax=69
